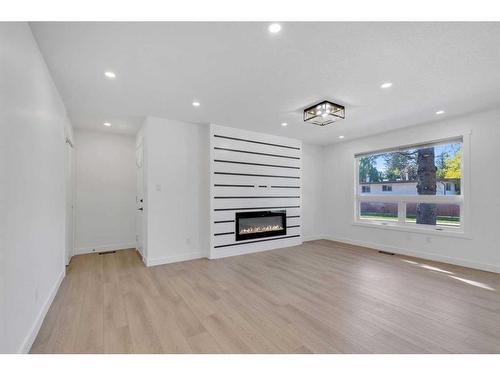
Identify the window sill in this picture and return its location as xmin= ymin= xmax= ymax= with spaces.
xmin=352 ymin=220 xmax=472 ymax=239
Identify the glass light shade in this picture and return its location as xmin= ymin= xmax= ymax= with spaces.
xmin=303 ymin=100 xmax=345 ymax=126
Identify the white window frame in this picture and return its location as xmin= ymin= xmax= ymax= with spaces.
xmin=353 ymin=134 xmax=471 ymax=238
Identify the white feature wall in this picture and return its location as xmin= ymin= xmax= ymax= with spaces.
xmin=323 ymin=109 xmax=500 ymax=273
xmin=140 ymin=117 xmax=210 ymax=266
xmin=0 ymin=23 xmax=73 ymax=353
xmin=209 ymin=124 xmax=303 ymax=259
xmin=74 ymin=129 xmax=137 ymax=254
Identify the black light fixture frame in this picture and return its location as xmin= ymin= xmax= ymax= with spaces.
xmin=303 ymin=100 xmax=345 ymax=126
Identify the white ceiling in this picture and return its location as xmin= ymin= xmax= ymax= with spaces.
xmin=30 ymin=22 xmax=500 ymax=144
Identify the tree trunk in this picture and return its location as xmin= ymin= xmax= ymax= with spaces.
xmin=416 ymin=147 xmax=437 ymax=225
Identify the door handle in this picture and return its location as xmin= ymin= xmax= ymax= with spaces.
xmin=138 ymin=208 xmax=143 ymax=211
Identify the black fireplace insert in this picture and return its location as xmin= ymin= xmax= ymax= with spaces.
xmin=235 ymin=210 xmax=287 ymax=241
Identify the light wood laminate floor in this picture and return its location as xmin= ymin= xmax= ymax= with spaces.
xmin=31 ymin=240 xmax=500 ymax=353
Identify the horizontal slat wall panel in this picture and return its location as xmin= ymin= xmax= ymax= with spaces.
xmin=213 ymin=208 xmax=301 ymax=222
xmin=214 ymin=149 xmax=301 ymax=168
xmin=213 ymin=138 xmax=300 ymax=159
xmin=210 ymin=124 xmax=302 ymax=259
xmin=212 ymin=124 xmax=302 ymax=148
xmin=213 ymin=237 xmax=302 ymax=259
xmin=213 ymin=222 xmax=236 ymax=233
xmin=214 ymin=163 xmax=300 ymax=178
xmin=213 ymin=227 xmax=302 ymax=247
xmin=286 ymin=216 xmax=301 ymax=227
xmin=214 ymin=186 xmax=300 ymax=197
xmin=213 ymin=197 xmax=300 ymax=210
xmin=213 ymin=173 xmax=300 ymax=187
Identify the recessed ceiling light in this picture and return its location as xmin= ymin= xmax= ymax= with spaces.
xmin=192 ymin=101 xmax=200 ymax=107
xmin=104 ymin=71 xmax=116 ymax=79
xmin=436 ymin=110 xmax=445 ymax=115
xmin=338 ymin=135 xmax=345 ymax=139
xmin=103 ymin=122 xmax=111 ymax=127
xmin=268 ymin=23 xmax=282 ymax=33
xmin=281 ymin=122 xmax=288 ymax=127
xmin=380 ymin=82 xmax=393 ymax=89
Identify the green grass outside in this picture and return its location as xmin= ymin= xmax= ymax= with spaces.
xmin=360 ymin=214 xmax=397 ymax=221
xmin=360 ymin=212 xmax=460 ymax=226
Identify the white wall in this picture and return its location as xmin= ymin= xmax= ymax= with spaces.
xmin=140 ymin=116 xmax=210 ymax=266
xmin=302 ymin=143 xmax=326 ymax=240
xmin=74 ymin=129 xmax=137 ymax=254
xmin=0 ymin=23 xmax=73 ymax=353
xmin=139 ymin=118 xmax=326 ymax=265
xmin=323 ymin=109 xmax=500 ymax=272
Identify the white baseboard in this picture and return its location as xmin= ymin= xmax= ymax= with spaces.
xmin=76 ymin=242 xmax=137 ymax=255
xmin=136 ymin=247 xmax=146 ymax=265
xmin=146 ymin=251 xmax=205 ymax=267
xmin=325 ymin=235 xmax=500 ymax=274
xmin=19 ymin=269 xmax=65 ymax=353
xmin=303 ymin=234 xmax=328 ymax=242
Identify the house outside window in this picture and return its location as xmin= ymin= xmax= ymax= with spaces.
xmin=355 ymin=137 xmax=465 ymax=234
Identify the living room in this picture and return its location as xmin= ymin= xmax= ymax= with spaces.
xmin=2 ymin=1 xmax=500 ymax=373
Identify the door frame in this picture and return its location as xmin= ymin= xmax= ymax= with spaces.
xmin=65 ymin=137 xmax=75 ymax=265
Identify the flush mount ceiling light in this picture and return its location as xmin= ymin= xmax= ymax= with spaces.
xmin=436 ymin=110 xmax=445 ymax=115
xmin=192 ymin=101 xmax=200 ymax=107
xmin=104 ymin=71 xmax=116 ymax=79
xmin=268 ymin=23 xmax=282 ymax=33
xmin=380 ymin=82 xmax=392 ymax=89
xmin=338 ymin=135 xmax=345 ymax=139
xmin=281 ymin=122 xmax=288 ymax=127
xmin=103 ymin=122 xmax=111 ymax=127
xmin=303 ymin=100 xmax=345 ymax=126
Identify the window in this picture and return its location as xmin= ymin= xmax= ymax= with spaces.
xmin=360 ymin=202 xmax=397 ymax=221
xmin=355 ymin=137 xmax=464 ymax=233
xmin=405 ymin=203 xmax=460 ymax=227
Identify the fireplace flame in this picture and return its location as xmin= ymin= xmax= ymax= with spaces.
xmin=239 ymin=224 xmax=284 ymax=234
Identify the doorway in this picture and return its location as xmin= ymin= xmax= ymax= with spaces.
xmin=136 ymin=141 xmax=145 ymax=260
xmin=65 ymin=137 xmax=75 ymax=265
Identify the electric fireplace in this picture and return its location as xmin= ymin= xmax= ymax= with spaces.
xmin=235 ymin=210 xmax=287 ymax=241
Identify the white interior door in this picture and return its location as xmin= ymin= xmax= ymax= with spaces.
xmin=65 ymin=140 xmax=75 ymax=265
